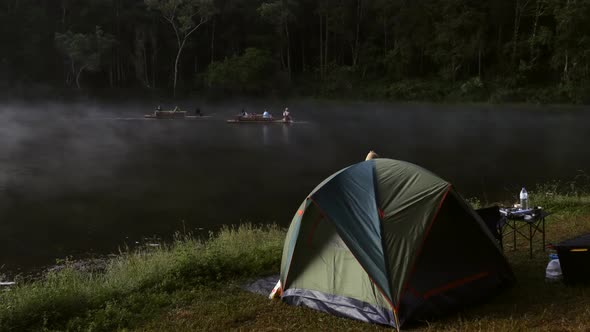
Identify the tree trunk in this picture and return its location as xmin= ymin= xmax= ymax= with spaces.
xmin=529 ymin=0 xmax=544 ymax=63
xmin=285 ymin=23 xmax=291 ymax=81
xmin=75 ymin=65 xmax=88 ymax=89
xmin=173 ymin=41 xmax=186 ymax=97
xmin=478 ymin=45 xmax=482 ymax=78
xmin=383 ymin=17 xmax=388 ymax=52
xmin=115 ymin=0 xmax=121 ymax=87
xmin=60 ymin=1 xmax=67 ymax=31
xmin=69 ymin=57 xmax=76 ymax=87
xmin=497 ymin=24 xmax=503 ymax=63
xmin=280 ymin=46 xmax=286 ymax=72
xmin=121 ymin=58 xmax=127 ymax=83
xmin=419 ymin=46 xmax=424 ymax=75
xmin=134 ymin=27 xmax=149 ymax=88
xmin=210 ymin=18 xmax=215 ymax=64
xmin=564 ymin=51 xmax=569 ymax=82
xmin=563 ymin=0 xmax=570 ymax=82
xmin=150 ymin=26 xmax=158 ymax=89
xmin=319 ymin=14 xmax=323 ymax=79
xmin=166 ymin=15 xmax=209 ymax=96
xmin=116 ymin=55 xmax=121 ymax=85
xmin=144 ymin=46 xmax=149 ymax=87
xmin=451 ymin=58 xmax=455 ymax=82
xmin=325 ymin=16 xmax=329 ymax=72
xmin=301 ymin=35 xmax=306 ymax=73
xmin=511 ymin=0 xmax=520 ymax=65
xmin=353 ymin=0 xmax=361 ymax=67
xmin=512 ymin=0 xmax=530 ymax=66
xmin=109 ymin=54 xmax=115 ymax=88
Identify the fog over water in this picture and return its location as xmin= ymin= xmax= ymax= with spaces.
xmin=1 ymin=100 xmax=589 ymax=273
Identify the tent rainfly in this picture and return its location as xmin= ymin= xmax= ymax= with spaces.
xmin=271 ymin=158 xmax=514 ymax=330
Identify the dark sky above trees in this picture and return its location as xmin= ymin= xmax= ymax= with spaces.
xmin=1 ymin=0 xmax=589 ymax=100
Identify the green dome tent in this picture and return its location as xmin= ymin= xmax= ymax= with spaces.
xmin=275 ymin=158 xmax=514 ymax=330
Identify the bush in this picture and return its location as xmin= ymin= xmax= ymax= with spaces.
xmin=320 ymin=64 xmax=357 ymax=96
xmin=384 ymin=80 xmax=452 ymax=102
xmin=205 ymin=48 xmax=278 ymax=95
xmin=457 ymin=77 xmax=488 ymax=101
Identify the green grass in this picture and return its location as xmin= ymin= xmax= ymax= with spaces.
xmin=0 ymin=224 xmax=284 ymax=331
xmin=1 ymin=191 xmax=590 ymax=331
xmin=140 ymin=205 xmax=590 ymax=332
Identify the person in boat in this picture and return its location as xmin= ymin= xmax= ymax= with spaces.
xmin=263 ymin=109 xmax=271 ymax=119
xmin=195 ymin=108 xmax=202 ymax=116
xmin=282 ymin=107 xmax=291 ymax=122
xmin=239 ymin=109 xmax=250 ymax=119
xmin=155 ymin=105 xmax=162 ymax=112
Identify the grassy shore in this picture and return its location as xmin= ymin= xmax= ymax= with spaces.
xmin=1 ymin=187 xmax=590 ymax=331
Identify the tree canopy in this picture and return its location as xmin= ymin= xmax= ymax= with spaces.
xmin=3 ymin=0 xmax=590 ymax=102
xmin=55 ymin=26 xmax=116 ymax=89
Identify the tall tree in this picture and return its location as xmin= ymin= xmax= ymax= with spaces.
xmin=54 ymin=26 xmax=116 ymax=89
xmin=317 ymin=0 xmax=337 ymax=79
xmin=258 ymin=0 xmax=297 ymax=81
xmin=429 ymin=0 xmax=486 ymax=80
xmin=145 ymin=0 xmax=214 ymax=96
xmin=511 ymin=0 xmax=531 ymax=66
xmin=551 ymin=0 xmax=590 ymax=83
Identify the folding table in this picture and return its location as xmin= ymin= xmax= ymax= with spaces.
xmin=499 ymin=207 xmax=550 ymax=258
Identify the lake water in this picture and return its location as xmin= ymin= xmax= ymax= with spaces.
xmin=1 ymin=100 xmax=589 ymax=273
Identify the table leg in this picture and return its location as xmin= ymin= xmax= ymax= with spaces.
xmin=542 ymin=216 xmax=546 ymax=252
xmin=529 ymin=223 xmax=533 ymax=259
xmin=513 ymin=220 xmax=517 ymax=251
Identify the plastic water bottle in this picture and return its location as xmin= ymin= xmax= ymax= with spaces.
xmin=545 ymin=253 xmax=562 ymax=282
xmin=519 ymin=187 xmax=529 ymax=210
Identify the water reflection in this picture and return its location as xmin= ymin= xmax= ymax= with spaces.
xmin=262 ymin=125 xmax=270 ymax=145
xmin=282 ymin=123 xmax=291 ymax=145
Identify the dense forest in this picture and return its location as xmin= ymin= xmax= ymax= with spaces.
xmin=1 ymin=0 xmax=590 ymax=102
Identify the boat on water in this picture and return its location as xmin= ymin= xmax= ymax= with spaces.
xmin=145 ymin=110 xmax=210 ymax=119
xmin=145 ymin=110 xmax=187 ymax=119
xmin=226 ymin=113 xmax=292 ymax=124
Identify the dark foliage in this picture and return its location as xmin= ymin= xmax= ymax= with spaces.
xmin=2 ymin=0 xmax=590 ymax=102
